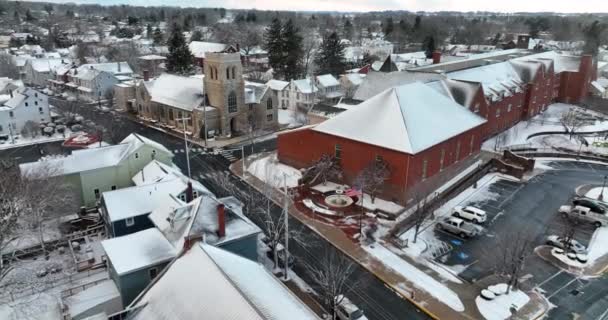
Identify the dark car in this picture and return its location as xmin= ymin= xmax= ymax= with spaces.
xmin=573 ymin=197 xmax=607 ymax=214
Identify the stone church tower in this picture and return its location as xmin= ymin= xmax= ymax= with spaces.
xmin=203 ymin=51 xmax=247 ymax=138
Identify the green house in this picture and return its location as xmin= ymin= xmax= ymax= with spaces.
xmin=19 ymin=134 xmax=173 ymax=208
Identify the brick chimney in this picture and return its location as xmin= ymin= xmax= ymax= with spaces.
xmin=117 ymin=62 xmax=121 ymax=72
xmin=185 ymin=181 xmax=193 ymax=202
xmin=432 ymin=51 xmax=442 ymax=64
xmin=217 ymin=203 xmax=225 ymax=238
xmin=143 ymin=69 xmax=150 ymax=82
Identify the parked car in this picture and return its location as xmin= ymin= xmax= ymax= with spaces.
xmin=452 ymin=206 xmax=487 ymax=224
xmin=436 ymin=217 xmax=483 ymax=238
xmin=335 ymin=295 xmax=368 ymax=320
xmin=572 ymin=197 xmax=607 ymax=214
xmin=545 ymin=235 xmax=587 ymax=254
xmin=261 ymin=238 xmax=295 ymax=268
xmin=559 ymin=205 xmax=608 ymax=227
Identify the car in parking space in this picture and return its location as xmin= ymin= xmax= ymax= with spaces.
xmin=335 ymin=295 xmax=368 ymax=320
xmin=436 ymin=217 xmax=483 ymax=238
xmin=559 ymin=205 xmax=608 ymax=227
xmin=545 ymin=235 xmax=587 ymax=254
xmin=572 ymin=197 xmax=607 ymax=214
xmin=452 ymin=206 xmax=487 ymax=224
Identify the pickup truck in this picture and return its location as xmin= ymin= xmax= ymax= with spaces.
xmin=436 ymin=217 xmax=483 ymax=238
xmin=559 ymin=205 xmax=608 ymax=227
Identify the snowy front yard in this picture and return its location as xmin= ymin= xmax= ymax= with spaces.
xmin=483 ymin=103 xmax=608 ymax=150
xmin=475 ymin=285 xmax=530 ymax=320
xmin=278 ymin=109 xmax=306 ymax=128
xmin=247 ymin=153 xmax=303 ymax=188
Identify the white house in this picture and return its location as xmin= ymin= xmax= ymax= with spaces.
xmin=315 ymin=74 xmax=343 ymax=102
xmin=265 ymin=79 xmax=289 ymax=109
xmin=339 ymin=73 xmax=366 ymax=98
xmin=282 ymin=79 xmax=318 ymax=111
xmin=0 ymin=87 xmax=51 ymax=139
xmin=23 ymin=58 xmax=71 ymax=87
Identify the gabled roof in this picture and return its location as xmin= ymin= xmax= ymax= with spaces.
xmin=188 ymin=41 xmax=228 ymax=59
xmin=245 ymin=81 xmax=270 ymax=104
xmin=1 ymin=87 xmax=41 ymax=109
xmin=128 ymin=243 xmax=319 ymax=320
xmin=266 ymin=79 xmax=289 ymax=91
xmin=132 ymin=160 xmax=184 ymax=186
xmin=27 ymin=58 xmax=70 ymax=72
xmin=293 ymin=79 xmax=318 ymax=94
xmin=352 ymin=71 xmax=443 ymax=101
xmin=143 ymin=74 xmax=204 ymax=111
xmin=447 ymin=61 xmax=525 ymax=101
xmin=313 ymin=82 xmax=486 ymax=154
xmin=316 ymin=74 xmax=340 ymax=87
xmin=101 ymin=228 xmax=177 ymax=276
xmin=75 ymin=62 xmax=133 ymax=76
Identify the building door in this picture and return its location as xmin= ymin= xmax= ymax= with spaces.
xmin=230 ymin=117 xmax=236 ymax=135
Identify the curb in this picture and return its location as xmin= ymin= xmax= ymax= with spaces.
xmin=230 ymin=160 xmax=444 ymax=320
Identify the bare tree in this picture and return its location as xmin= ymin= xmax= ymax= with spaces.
xmin=0 ymin=54 xmax=19 ymax=79
xmin=559 ymin=213 xmax=582 ymax=253
xmin=354 ymin=157 xmax=390 ymax=204
xmin=304 ymin=249 xmax=359 ymax=320
xmin=302 ymin=30 xmax=318 ymax=76
xmin=493 ymin=232 xmax=534 ymax=293
xmin=301 ymin=154 xmax=343 ymax=186
xmin=21 ymin=162 xmax=79 ymax=257
xmin=561 ymin=109 xmax=585 ymax=139
xmin=410 ymin=193 xmax=431 ymax=243
xmin=20 ymin=120 xmax=39 ymax=138
xmin=0 ymin=163 xmax=24 ymax=281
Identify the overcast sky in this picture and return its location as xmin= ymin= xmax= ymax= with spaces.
xmin=21 ymin=0 xmax=608 ymax=13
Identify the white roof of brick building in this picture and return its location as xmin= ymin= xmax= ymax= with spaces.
xmin=143 ymin=74 xmax=204 ymax=111
xmin=188 ymin=41 xmax=228 ymax=59
xmin=313 ymin=82 xmax=486 ymax=154
xmin=128 ymin=243 xmax=319 ymax=320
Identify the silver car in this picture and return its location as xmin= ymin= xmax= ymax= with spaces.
xmin=546 ymin=235 xmax=586 ymax=254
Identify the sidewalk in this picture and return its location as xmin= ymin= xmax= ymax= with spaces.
xmin=233 ymin=158 xmax=481 ymax=320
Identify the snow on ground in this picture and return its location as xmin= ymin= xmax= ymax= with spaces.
xmin=278 ymin=109 xmax=305 ymax=128
xmin=585 ymin=226 xmax=608 ymax=266
xmin=360 ymin=193 xmax=404 ymax=215
xmin=534 ymin=158 xmax=608 ymax=170
xmin=247 ymin=153 xmax=302 ymax=188
xmin=482 ymin=103 xmax=608 ymax=150
xmin=585 ymin=187 xmax=608 ymax=201
xmin=0 ymin=133 xmax=67 ymax=151
xmin=550 ymin=249 xmax=586 ymax=268
xmin=1 ymin=217 xmax=64 ymax=254
xmin=475 ymin=288 xmax=530 ymax=320
xmin=363 ymin=243 xmax=465 ymax=311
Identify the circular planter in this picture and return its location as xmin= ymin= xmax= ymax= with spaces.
xmin=576 ymin=254 xmax=588 ymax=263
xmin=480 ymin=289 xmax=496 ymax=300
xmin=488 ymin=283 xmax=508 ymax=296
xmin=567 ymin=252 xmax=577 ymax=260
xmin=554 ymin=248 xmax=565 ymax=255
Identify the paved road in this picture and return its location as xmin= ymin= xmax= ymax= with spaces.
xmin=16 ymin=99 xmax=430 ymax=320
xmin=435 ymin=160 xmax=608 ymax=319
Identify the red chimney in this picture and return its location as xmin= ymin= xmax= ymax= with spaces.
xmin=185 ymin=181 xmax=193 ymax=202
xmin=143 ymin=69 xmax=150 ymax=82
xmin=432 ymin=51 xmax=442 ymax=64
xmin=217 ymin=203 xmax=225 ymax=238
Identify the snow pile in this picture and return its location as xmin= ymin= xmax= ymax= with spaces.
xmin=475 ymin=287 xmax=530 ymax=320
xmin=363 ymin=243 xmax=465 ymax=311
xmin=585 ymin=226 xmax=608 ymax=266
xmin=360 ymin=193 xmax=404 ymax=215
xmin=247 ymin=154 xmax=302 ymax=188
xmin=550 ymin=249 xmax=586 ymax=268
xmin=278 ymin=109 xmax=303 ymax=128
xmin=585 ymin=187 xmax=608 ymax=201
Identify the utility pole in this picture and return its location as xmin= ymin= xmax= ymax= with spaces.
xmin=283 ymin=173 xmax=290 ymax=281
xmin=176 ymin=117 xmax=192 ymax=179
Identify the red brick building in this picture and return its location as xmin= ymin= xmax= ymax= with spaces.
xmin=278 ymin=82 xmax=486 ymax=199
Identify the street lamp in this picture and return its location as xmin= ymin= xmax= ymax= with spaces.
xmin=175 ymin=117 xmax=192 ymax=179
xmin=600 ymin=175 xmax=607 ymax=201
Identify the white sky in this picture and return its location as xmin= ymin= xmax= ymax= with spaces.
xmin=20 ymin=0 xmax=608 ymax=13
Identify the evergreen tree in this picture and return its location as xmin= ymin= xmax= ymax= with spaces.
xmin=153 ymin=27 xmax=164 ymax=45
xmin=282 ymin=19 xmax=304 ymax=80
xmin=146 ymin=24 xmax=152 ymax=39
xmin=264 ymin=18 xmax=285 ymax=78
xmin=315 ymin=32 xmax=346 ymax=77
xmin=165 ymin=23 xmax=194 ymax=75
xmin=343 ymin=19 xmax=354 ymax=40
xmin=25 ymin=9 xmax=35 ymax=22
xmin=191 ymin=30 xmax=203 ymax=42
xmin=583 ymin=20 xmax=607 ymax=56
xmin=422 ymin=35 xmax=436 ymax=59
xmin=384 ymin=17 xmax=394 ymax=38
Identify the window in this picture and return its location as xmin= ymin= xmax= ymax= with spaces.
xmin=232 ymin=67 xmax=236 ymax=79
xmin=495 ymin=108 xmax=501 ymax=118
xmin=9 ymin=111 xmax=13 ymax=118
xmin=94 ymin=188 xmax=100 ymax=199
xmin=177 ymin=111 xmax=182 ymax=120
xmin=226 ymin=68 xmax=230 ymax=79
xmin=469 ymin=135 xmax=475 ymax=155
xmin=187 ymin=117 xmax=193 ymax=126
xmin=455 ymin=141 xmax=461 ymax=162
xmin=439 ymin=149 xmax=445 ymax=171
xmin=151 ymin=150 xmax=156 ymax=159
xmin=111 ymin=186 xmax=117 ymax=190
xmin=266 ymin=114 xmax=273 ymax=121
xmin=135 ymin=152 xmax=139 ymax=159
xmin=228 ymin=91 xmax=237 ymax=113
xmin=35 ymin=101 xmax=38 ymax=106
xmin=125 ymin=217 xmax=135 ymax=227
xmin=334 ymin=144 xmax=342 ymax=160
xmin=507 ymin=104 xmax=512 ymax=112
xmin=25 ymin=102 xmax=28 ymax=107
xmin=179 ymin=193 xmax=186 ymax=202
xmin=422 ymin=159 xmax=428 ymax=180
xmin=169 ymin=109 xmax=174 ymax=120
xmin=375 ymin=154 xmax=383 ymax=162
xmin=267 ymin=98 xmax=273 ymax=110
xmin=34 ymin=93 xmax=38 ymax=97
xmin=149 ymin=267 xmax=158 ymax=280
xmin=39 ymin=107 xmax=43 ymax=114
xmin=193 ymin=190 xmax=199 ymax=199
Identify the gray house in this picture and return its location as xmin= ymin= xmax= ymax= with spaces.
xmin=101 ymin=228 xmax=177 ymax=306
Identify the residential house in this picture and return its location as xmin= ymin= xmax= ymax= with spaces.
xmin=101 ymin=160 xmax=208 ymax=237
xmin=101 ymin=228 xmax=178 ymax=306
xmin=0 ymin=77 xmax=24 ymax=95
xmin=284 ymin=78 xmax=318 ymax=112
xmin=0 ymin=87 xmax=51 ymax=139
xmin=52 ymin=62 xmax=133 ymax=100
xmin=316 ymin=74 xmax=343 ymax=102
xmin=119 ymin=243 xmax=320 ymax=320
xmin=19 ymin=133 xmax=173 ymax=207
xmin=23 ymin=58 xmax=71 ymax=86
xmin=339 ymin=73 xmax=366 ymax=98
xmin=266 ymin=79 xmax=289 ymax=109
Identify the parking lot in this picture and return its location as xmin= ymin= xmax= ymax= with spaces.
xmin=429 ymin=160 xmax=608 ymax=318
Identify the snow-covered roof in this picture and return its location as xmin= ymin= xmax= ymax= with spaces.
xmin=266 ymin=79 xmax=289 ymax=91
xmin=1 ymin=87 xmax=41 ymax=109
xmin=353 ymin=71 xmax=443 ymax=101
xmin=129 ymin=243 xmax=319 ymax=320
xmin=244 ymin=81 xmax=270 ymax=104
xmin=411 ymin=49 xmax=527 ymax=73
xmin=316 ymin=74 xmax=340 ymax=87
xmin=151 ymin=194 xmax=260 ymax=250
xmin=65 ymin=281 xmax=120 ymax=319
xmin=132 ymin=160 xmax=184 ymax=186
xmin=102 ymin=228 xmax=177 ymax=276
xmin=27 ymin=58 xmax=70 ymax=72
xmin=447 ymin=61 xmax=525 ymax=100
xmin=143 ymin=74 xmax=204 ymax=111
xmin=514 ymin=51 xmax=581 ymax=73
xmin=341 ymin=73 xmax=366 ymax=86
xmin=293 ymin=79 xmax=318 ymax=94
xmin=138 ymin=54 xmax=166 ymax=61
xmin=188 ymin=41 xmax=228 ymax=59
xmin=20 ymin=134 xmax=171 ymax=176
xmin=73 ymin=62 xmax=133 ymax=76
xmin=313 ymin=82 xmax=486 ymax=154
